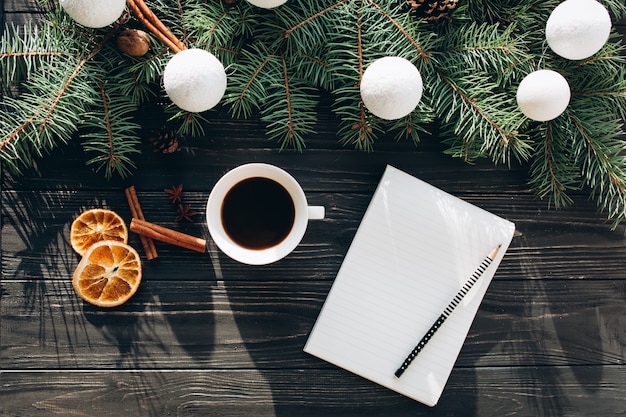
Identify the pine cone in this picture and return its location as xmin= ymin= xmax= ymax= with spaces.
xmin=149 ymin=125 xmax=181 ymax=154
xmin=407 ymin=0 xmax=458 ymax=20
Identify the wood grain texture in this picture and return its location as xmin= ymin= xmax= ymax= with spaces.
xmin=1 ymin=279 xmax=625 ymax=369
xmin=1 ymin=367 xmax=626 ymax=417
xmin=3 ymin=187 xmax=626 ymax=281
xmin=2 ymin=3 xmax=626 ymax=417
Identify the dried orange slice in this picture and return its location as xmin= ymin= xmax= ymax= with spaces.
xmin=72 ymin=240 xmax=142 ymax=308
xmin=70 ymin=208 xmax=128 ymax=256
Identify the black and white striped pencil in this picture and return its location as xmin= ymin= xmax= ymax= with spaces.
xmin=394 ymin=245 xmax=502 ymax=378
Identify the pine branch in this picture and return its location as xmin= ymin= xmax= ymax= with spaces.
xmin=278 ymin=0 xmax=348 ymax=50
xmin=326 ymin=0 xmax=374 ymax=150
xmin=261 ymin=53 xmax=318 ymax=151
xmin=289 ymin=45 xmax=334 ymax=90
xmin=223 ymin=42 xmax=277 ymax=118
xmin=366 ymin=0 xmax=432 ymax=61
xmin=0 ymin=11 xmax=129 ymax=175
xmin=437 ymin=22 xmax=531 ymax=82
xmin=0 ymin=57 xmax=98 ymax=173
xmin=121 ymin=45 xmax=171 ymax=104
xmin=0 ymin=21 xmax=68 ymax=92
xmin=527 ymin=43 xmax=626 ymax=223
xmin=184 ymin=0 xmax=248 ymax=64
xmin=1 ymin=0 xmax=625 ymax=228
xmin=431 ymin=21 xmax=533 ymax=165
xmin=276 ymin=0 xmax=343 ymax=90
xmin=567 ymin=33 xmax=626 ymax=120
xmin=389 ymin=101 xmax=434 ymax=144
xmin=567 ymin=109 xmax=626 ymax=229
xmin=461 ymin=0 xmax=548 ymax=25
xmin=601 ymin=0 xmax=626 ymax=20
xmin=524 ymin=27 xmax=626 ymax=220
xmin=81 ymin=79 xmax=141 ymax=178
xmin=434 ymin=71 xmax=532 ymax=165
xmin=528 ymin=121 xmax=579 ymax=209
xmin=166 ymin=104 xmax=210 ymax=137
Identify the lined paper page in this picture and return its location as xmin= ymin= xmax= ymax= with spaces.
xmin=304 ymin=165 xmax=515 ymax=407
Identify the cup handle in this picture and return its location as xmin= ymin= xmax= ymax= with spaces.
xmin=308 ymin=206 xmax=325 ymax=220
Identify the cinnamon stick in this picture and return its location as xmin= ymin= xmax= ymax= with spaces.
xmin=127 ymin=0 xmax=186 ymax=53
xmin=125 ymin=186 xmax=158 ymax=260
xmin=130 ymin=218 xmax=206 ymax=253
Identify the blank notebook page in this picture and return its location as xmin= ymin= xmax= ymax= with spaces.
xmin=304 ymin=165 xmax=515 ymax=407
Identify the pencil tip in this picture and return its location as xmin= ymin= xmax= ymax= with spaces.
xmin=488 ymin=245 xmax=502 ymax=260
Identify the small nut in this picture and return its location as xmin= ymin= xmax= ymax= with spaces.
xmin=117 ymin=29 xmax=150 ymax=57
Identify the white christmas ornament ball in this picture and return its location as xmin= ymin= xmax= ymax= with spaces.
xmin=246 ymin=0 xmax=288 ymax=8
xmin=545 ymin=0 xmax=612 ymax=60
xmin=516 ymin=70 xmax=571 ymax=121
xmin=59 ymin=0 xmax=126 ymax=28
xmin=360 ymin=56 xmax=423 ymax=120
xmin=163 ymin=49 xmax=227 ymax=113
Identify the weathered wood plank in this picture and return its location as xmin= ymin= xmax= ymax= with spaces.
xmin=2 ymin=137 xmax=520 ymax=190
xmin=1 ymin=366 xmax=625 ymax=417
xmin=2 ymin=4 xmax=625 ymax=417
xmin=2 ymin=279 xmax=625 ymax=369
xmin=4 ymin=0 xmax=42 ymax=10
xmin=2 ymin=136 xmax=621 ymax=244
xmin=2 ymin=0 xmax=44 ymax=25
xmin=3 ymin=185 xmax=625 ymax=282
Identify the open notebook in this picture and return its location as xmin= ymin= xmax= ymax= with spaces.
xmin=304 ymin=165 xmax=515 ymax=407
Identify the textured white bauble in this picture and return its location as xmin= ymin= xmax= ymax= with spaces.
xmin=516 ymin=70 xmax=571 ymax=121
xmin=360 ymin=56 xmax=423 ymax=120
xmin=163 ymin=49 xmax=227 ymax=113
xmin=545 ymin=0 xmax=612 ymax=60
xmin=246 ymin=0 xmax=288 ymax=8
xmin=59 ymin=0 xmax=126 ymax=28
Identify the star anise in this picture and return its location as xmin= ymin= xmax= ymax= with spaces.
xmin=176 ymin=204 xmax=199 ymax=223
xmin=164 ymin=184 xmax=184 ymax=204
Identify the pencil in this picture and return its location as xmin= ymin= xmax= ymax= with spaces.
xmin=394 ymin=244 xmax=502 ymax=378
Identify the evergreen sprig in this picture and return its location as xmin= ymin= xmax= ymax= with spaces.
xmin=1 ymin=0 xmax=626 ymax=228
xmin=0 ymin=14 xmax=103 ymax=174
xmin=0 ymin=21 xmax=67 ymax=91
xmin=81 ymin=77 xmax=141 ymax=178
xmin=523 ymin=29 xmax=626 ymax=224
xmin=0 ymin=4 xmax=175 ymax=178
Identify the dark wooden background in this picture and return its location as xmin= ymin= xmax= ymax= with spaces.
xmin=2 ymin=1 xmax=626 ymax=416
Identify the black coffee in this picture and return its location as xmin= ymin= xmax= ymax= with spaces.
xmin=221 ymin=177 xmax=295 ymax=250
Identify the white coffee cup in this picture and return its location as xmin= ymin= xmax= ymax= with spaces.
xmin=206 ymin=163 xmax=325 ymax=265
